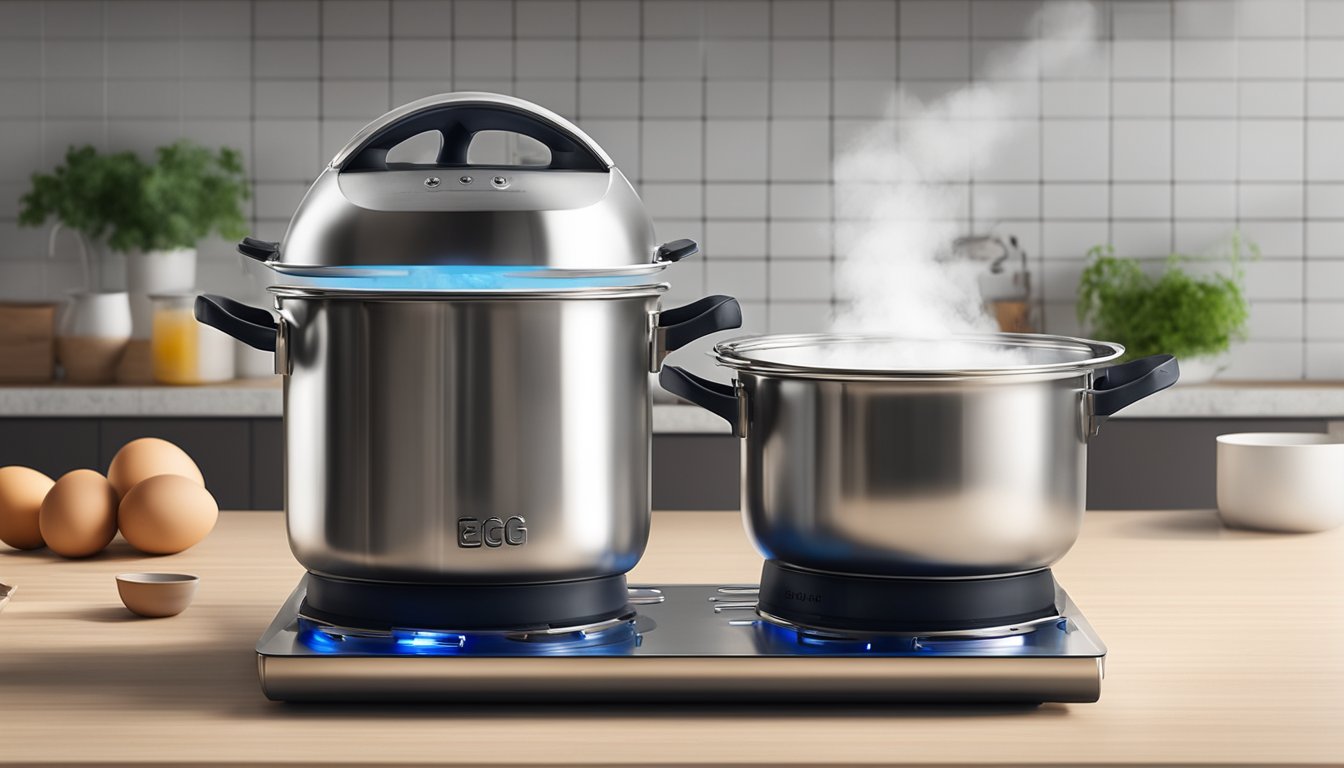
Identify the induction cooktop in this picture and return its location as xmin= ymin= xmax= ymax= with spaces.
xmin=256 ymin=576 xmax=1105 ymax=703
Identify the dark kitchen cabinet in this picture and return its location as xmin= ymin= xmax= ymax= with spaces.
xmin=0 ymin=416 xmax=1331 ymax=511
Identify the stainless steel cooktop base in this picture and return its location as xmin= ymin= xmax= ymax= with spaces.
xmin=256 ymin=576 xmax=1105 ymax=703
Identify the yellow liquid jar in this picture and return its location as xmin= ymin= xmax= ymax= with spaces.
xmin=151 ymin=294 xmax=235 ymax=384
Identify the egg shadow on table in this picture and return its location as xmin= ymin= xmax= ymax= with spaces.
xmin=1 ymin=539 xmax=160 ymax=563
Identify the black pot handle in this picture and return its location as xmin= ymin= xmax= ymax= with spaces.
xmin=194 ymin=294 xmax=278 ymax=353
xmin=1091 ymin=354 xmax=1180 ymax=418
xmin=660 ymin=365 xmax=742 ymax=433
xmin=333 ymin=93 xmax=610 ymax=172
xmin=237 ymin=236 xmax=279 ymax=263
xmin=657 ymin=295 xmax=742 ymax=355
xmin=655 ymin=239 xmax=699 ymax=263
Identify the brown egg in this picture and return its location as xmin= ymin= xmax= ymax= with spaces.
xmin=118 ymin=474 xmax=218 ymax=555
xmin=0 ymin=466 xmax=55 ymax=550
xmin=107 ymin=437 xmax=204 ymax=500
xmin=39 ymin=469 xmax=119 ymax=558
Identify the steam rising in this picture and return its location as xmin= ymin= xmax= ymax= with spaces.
xmin=830 ymin=2 xmax=1102 ymax=350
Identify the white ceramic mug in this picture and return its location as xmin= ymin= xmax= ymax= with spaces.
xmin=1216 ymin=433 xmax=1344 ymax=533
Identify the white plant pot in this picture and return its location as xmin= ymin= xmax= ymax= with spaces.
xmin=1176 ymin=354 xmax=1227 ymax=384
xmin=125 ymin=248 xmax=197 ymax=340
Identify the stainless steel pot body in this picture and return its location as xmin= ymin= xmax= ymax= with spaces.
xmin=738 ymin=370 xmax=1089 ymax=578
xmin=276 ymin=290 xmax=665 ymax=584
xmin=660 ymin=334 xmax=1178 ymax=579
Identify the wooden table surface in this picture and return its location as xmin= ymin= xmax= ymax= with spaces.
xmin=1 ymin=509 xmax=1342 ymax=767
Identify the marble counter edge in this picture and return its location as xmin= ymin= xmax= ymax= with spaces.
xmin=1 ymin=383 xmax=1342 ymax=430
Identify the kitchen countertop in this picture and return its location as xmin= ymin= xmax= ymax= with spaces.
xmin=1 ymin=509 xmax=1341 ymax=766
xmin=2 ymin=379 xmax=1344 ymax=429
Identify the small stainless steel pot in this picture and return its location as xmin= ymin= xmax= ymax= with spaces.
xmin=198 ymin=287 xmax=740 ymax=584
xmin=661 ymin=334 xmax=1178 ymax=579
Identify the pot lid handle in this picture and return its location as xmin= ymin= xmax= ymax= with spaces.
xmin=330 ymin=92 xmax=613 ymax=173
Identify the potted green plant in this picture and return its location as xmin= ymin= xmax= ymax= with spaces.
xmin=20 ymin=142 xmax=250 ymax=341
xmin=1077 ymin=234 xmax=1254 ymax=383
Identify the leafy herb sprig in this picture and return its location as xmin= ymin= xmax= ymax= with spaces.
xmin=1077 ymin=234 xmax=1255 ymax=361
xmin=19 ymin=142 xmax=250 ymax=253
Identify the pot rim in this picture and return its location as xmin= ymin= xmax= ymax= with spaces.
xmin=263 ymin=261 xmax=671 ymax=280
xmin=713 ymin=332 xmax=1126 ymax=379
xmin=268 ymin=283 xmax=669 ymax=300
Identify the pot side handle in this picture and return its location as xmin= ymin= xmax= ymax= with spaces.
xmin=660 ymin=366 xmax=743 ymax=436
xmin=1090 ymin=353 xmax=1180 ymax=419
xmin=194 ymin=294 xmax=277 ymax=353
xmin=657 ymin=294 xmax=742 ymax=354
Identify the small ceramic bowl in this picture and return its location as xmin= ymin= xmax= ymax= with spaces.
xmin=116 ymin=573 xmax=199 ymax=618
xmin=1217 ymin=432 xmax=1344 ymax=533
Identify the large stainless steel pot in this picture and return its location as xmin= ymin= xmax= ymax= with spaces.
xmin=198 ymin=287 xmax=741 ymax=584
xmin=661 ymin=334 xmax=1178 ymax=579
xmin=194 ymin=91 xmax=744 ymax=592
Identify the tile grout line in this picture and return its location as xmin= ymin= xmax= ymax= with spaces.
xmin=1300 ymin=0 xmax=1310 ymax=376
xmin=699 ymin=1 xmax=708 ymax=300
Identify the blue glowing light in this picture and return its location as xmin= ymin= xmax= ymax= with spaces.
xmin=297 ymin=617 xmax=639 ymax=657
xmin=283 ymin=264 xmax=649 ymax=292
xmin=752 ymin=620 xmax=1052 ymax=657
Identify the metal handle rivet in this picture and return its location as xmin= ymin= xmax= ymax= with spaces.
xmin=424 ymin=176 xmax=441 ymax=188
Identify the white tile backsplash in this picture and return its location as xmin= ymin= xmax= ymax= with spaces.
xmin=0 ymin=0 xmax=1339 ymax=380
xmin=1174 ymin=183 xmax=1237 ymax=219
xmin=900 ymin=1 xmax=969 ymax=38
xmin=1222 ymin=341 xmax=1305 ymax=380
xmin=1112 ymin=119 xmax=1173 ymax=181
xmin=392 ymin=0 xmax=454 ymax=37
xmin=836 ymin=0 xmax=897 ymax=39
xmin=1306 ymin=120 xmax=1344 ymax=181
xmin=1238 ymin=40 xmax=1306 ymax=80
xmin=515 ymin=0 xmax=577 ymax=39
xmin=1240 ymin=0 xmax=1305 ymax=38
xmin=1173 ymin=119 xmax=1238 ymax=181
xmin=1305 ymin=342 xmax=1344 ymax=378
xmin=1308 ymin=0 xmax=1344 ymax=36
xmin=1111 ymin=183 xmax=1172 ymax=219
xmin=1173 ymin=81 xmax=1236 ymax=119
xmin=1241 ymin=80 xmax=1305 ymax=118
xmin=1112 ymin=40 xmax=1172 ymax=78
xmin=1239 ymin=120 xmax=1305 ymax=182
xmin=706 ymin=120 xmax=769 ymax=181
xmin=1240 ymin=184 xmax=1305 ymax=219
xmin=1173 ymin=0 xmax=1237 ymax=39
xmin=1306 ymin=39 xmax=1344 ymax=78
xmin=1041 ymin=120 xmax=1109 ymax=181
xmin=642 ymin=120 xmax=702 ymax=181
xmin=1173 ymin=39 xmax=1238 ymax=78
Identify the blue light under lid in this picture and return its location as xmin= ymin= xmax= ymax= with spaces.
xmin=282 ymin=264 xmax=648 ymax=292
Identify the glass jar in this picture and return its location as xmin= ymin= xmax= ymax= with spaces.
xmin=150 ymin=293 xmax=236 ymax=384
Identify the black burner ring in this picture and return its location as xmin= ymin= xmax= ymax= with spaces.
xmin=757 ymin=561 xmax=1059 ymax=634
xmin=301 ymin=572 xmax=632 ymax=632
